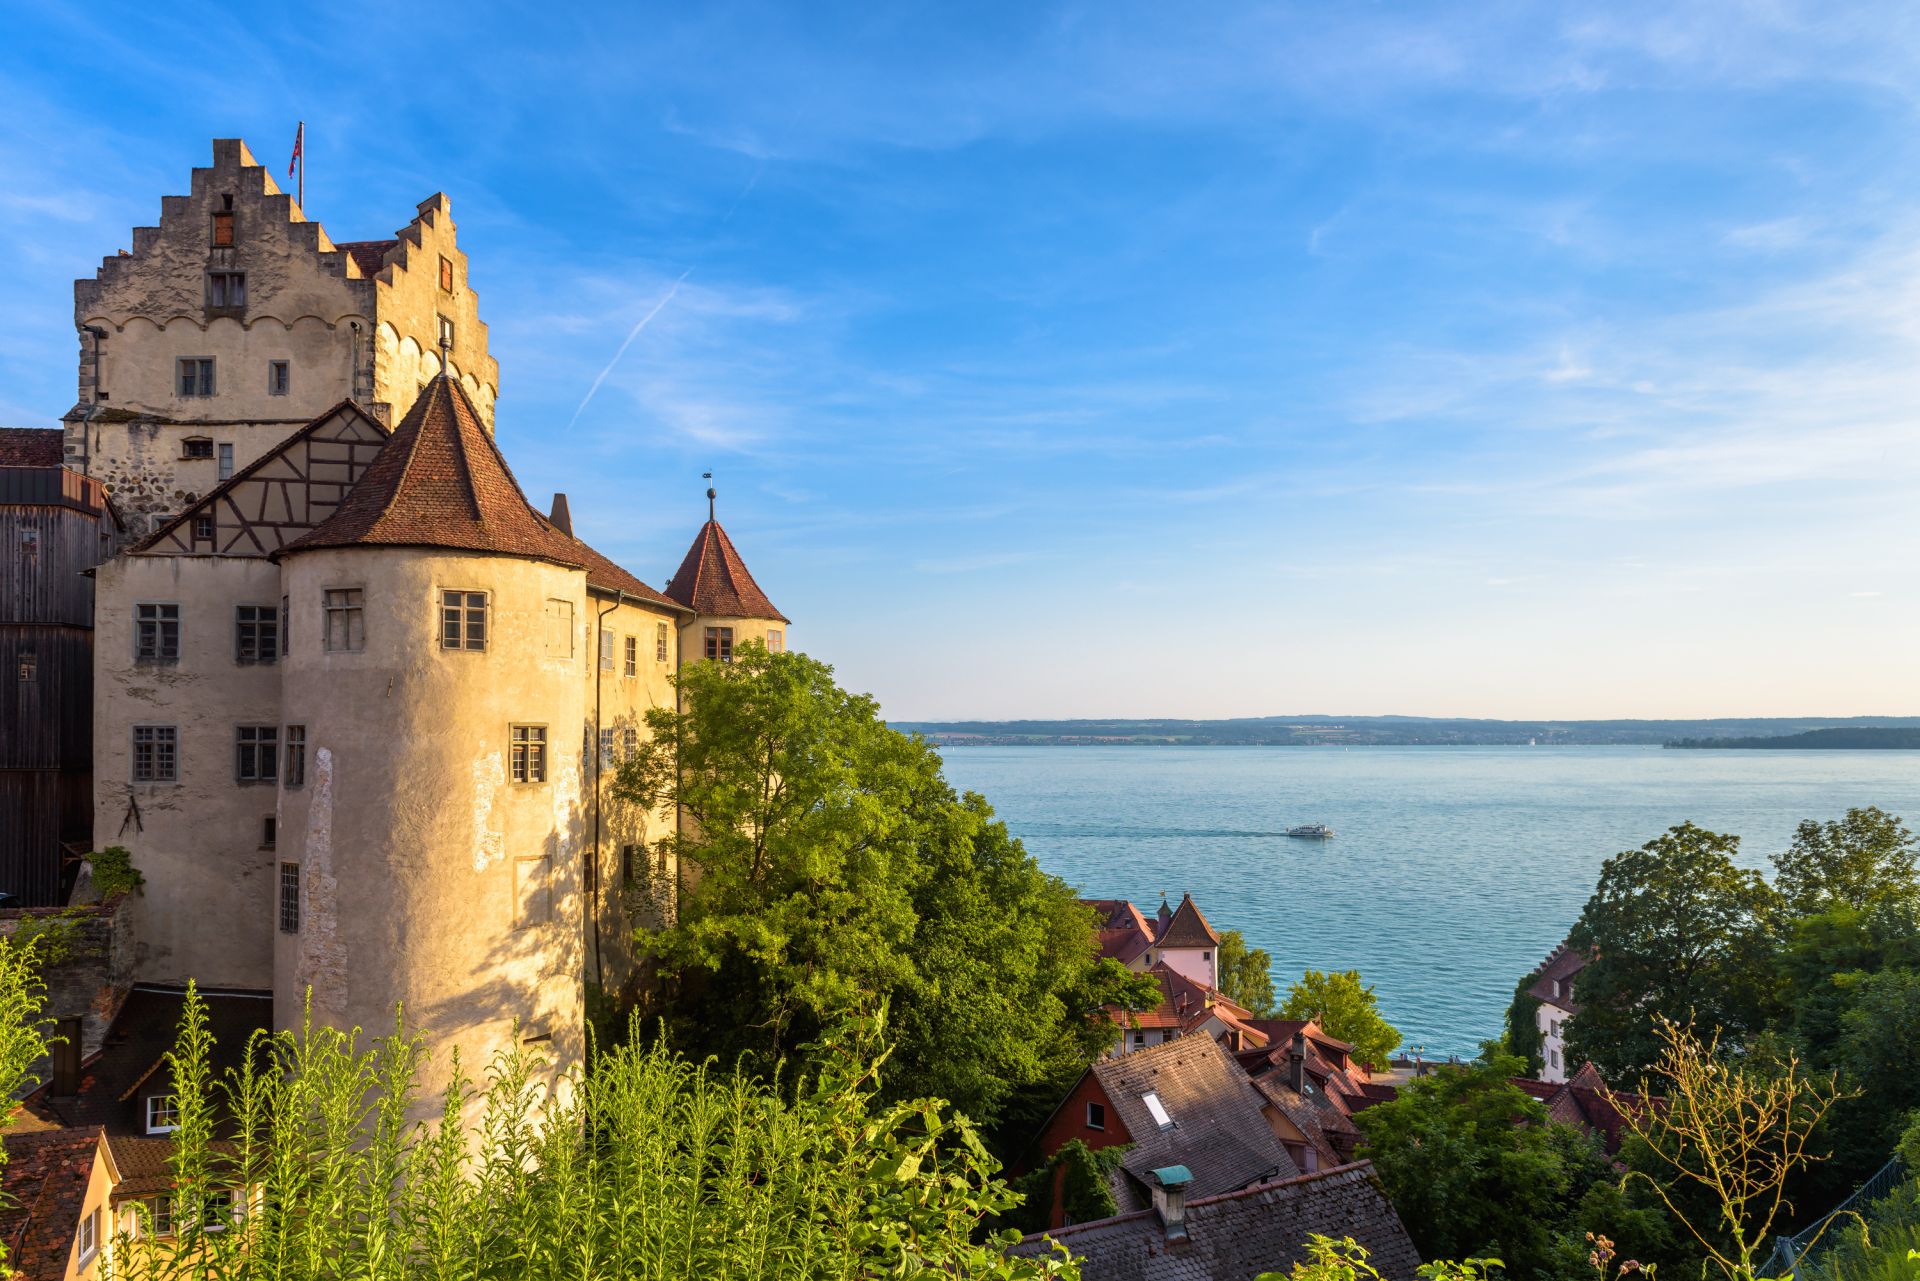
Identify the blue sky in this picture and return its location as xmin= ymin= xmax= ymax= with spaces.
xmin=4 ymin=3 xmax=1917 ymax=719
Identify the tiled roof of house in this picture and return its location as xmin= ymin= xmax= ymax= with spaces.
xmin=0 ymin=1127 xmax=105 ymax=1280
xmin=1124 ymin=964 xmax=1257 ymax=1035
xmin=663 ymin=519 xmax=787 ymax=622
xmin=1090 ymin=1034 xmax=1299 ymax=1209
xmin=1249 ymin=1071 xmax=1362 ymax=1170
xmin=333 ymin=238 xmax=398 ymax=279
xmin=285 ymin=375 xmax=575 ymax=564
xmin=1236 ymin=1019 xmax=1388 ymax=1119
xmin=1525 ymin=940 xmax=1590 ymax=1013
xmin=1009 ymin=1161 xmax=1422 ymax=1281
xmin=1517 ymin=1063 xmax=1648 ymax=1155
xmin=17 ymin=986 xmax=273 ymax=1135
xmin=1154 ymin=894 xmax=1221 ymax=949
xmin=104 ymin=1135 xmax=242 ymax=1201
xmin=1086 ymin=900 xmax=1157 ymax=966
xmin=0 ymin=428 xmax=63 ymax=467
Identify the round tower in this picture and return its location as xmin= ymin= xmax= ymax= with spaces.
xmin=662 ymin=482 xmax=789 ymax=667
xmin=272 ymin=376 xmax=588 ymax=1112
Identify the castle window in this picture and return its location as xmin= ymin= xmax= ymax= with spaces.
xmin=439 ymin=254 xmax=454 ymax=293
xmin=208 ymin=271 xmax=246 ymax=309
xmin=178 ymin=358 xmax=216 ymax=397
xmin=279 ymin=863 xmax=300 ymax=933
xmin=132 ymin=726 xmax=178 ymax=782
xmin=269 ymin=360 xmax=290 ymax=396
xmin=218 ymin=443 xmax=234 ymax=480
xmin=510 ymin=724 xmax=548 ymax=783
xmin=135 ymin=603 xmax=180 ymax=663
xmin=599 ymin=628 xmax=616 ymax=672
xmin=766 ymin=628 xmax=785 ymax=654
xmin=284 ymin=725 xmax=306 ymax=787
xmin=261 ymin=815 xmax=277 ymax=849
xmin=211 ymin=209 xmax=234 ymax=247
xmin=623 ymin=727 xmax=638 ymax=757
xmin=624 ymin=635 xmax=637 ymax=676
xmin=235 ymin=605 xmax=278 ymax=665
xmin=235 ymin=725 xmax=279 ymax=784
xmin=323 ymin=588 xmax=365 ymax=652
xmin=440 ymin=590 xmax=487 ymax=651
xmin=145 ymin=1095 xmax=180 ymax=1134
xmin=621 ymin=843 xmax=638 ymax=887
xmin=655 ymin=622 xmax=669 ymax=663
xmin=193 ymin=515 xmax=215 ymax=543
xmin=183 ymin=437 xmax=214 ymax=460
xmin=705 ymin=626 xmax=734 ymax=663
xmin=597 ymin=728 xmax=618 ymax=767
xmin=16 ymin=653 xmax=35 ymax=683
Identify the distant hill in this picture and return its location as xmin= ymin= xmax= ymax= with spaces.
xmin=1665 ymin=727 xmax=1920 ymax=750
xmin=891 ymin=715 xmax=1920 ymax=747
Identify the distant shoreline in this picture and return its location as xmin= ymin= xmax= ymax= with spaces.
xmin=894 ymin=714 xmax=1920 ymax=749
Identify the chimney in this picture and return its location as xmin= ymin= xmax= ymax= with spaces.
xmin=1148 ymin=1165 xmax=1192 ymax=1240
xmin=1287 ymin=1031 xmax=1307 ymax=1093
xmin=548 ymin=493 xmax=573 ymax=536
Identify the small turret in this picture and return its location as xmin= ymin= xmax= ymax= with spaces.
xmin=663 ymin=479 xmax=788 ymax=665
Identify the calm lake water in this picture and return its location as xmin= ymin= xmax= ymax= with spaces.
xmin=935 ymin=745 xmax=1920 ymax=1058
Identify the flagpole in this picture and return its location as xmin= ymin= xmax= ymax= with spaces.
xmin=298 ymin=120 xmax=304 ymax=209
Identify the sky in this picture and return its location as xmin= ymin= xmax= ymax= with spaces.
xmin=3 ymin=2 xmax=1917 ymax=720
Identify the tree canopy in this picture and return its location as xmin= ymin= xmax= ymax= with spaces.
xmin=1217 ymin=928 xmax=1278 ymax=1017
xmin=1565 ymin=822 xmax=1780 ymax=1080
xmin=615 ymin=643 xmax=1156 ymax=1130
xmin=1278 ymin=969 xmax=1400 ymax=1069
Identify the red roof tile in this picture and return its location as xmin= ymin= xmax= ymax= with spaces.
xmin=1155 ymin=893 xmax=1222 ymax=948
xmin=1526 ymin=939 xmax=1591 ymax=1012
xmin=0 ymin=1127 xmax=104 ymax=1280
xmin=0 ymin=428 xmax=63 ymax=467
xmin=664 ymin=519 xmax=787 ymax=622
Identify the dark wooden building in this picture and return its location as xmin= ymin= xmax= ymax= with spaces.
xmin=1 ymin=428 xmax=121 ymax=905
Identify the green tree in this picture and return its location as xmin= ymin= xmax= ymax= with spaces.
xmin=1836 ymin=967 xmax=1920 ymax=1154
xmin=1279 ymin=969 xmax=1400 ymax=1069
xmin=1352 ymin=1054 xmax=1589 ymax=1277
xmin=1217 ymin=929 xmax=1278 ymax=1016
xmin=1773 ymin=807 xmax=1920 ymax=918
xmin=1565 ymin=823 xmax=1780 ymax=1080
xmin=615 ymin=643 xmax=1156 ymax=1128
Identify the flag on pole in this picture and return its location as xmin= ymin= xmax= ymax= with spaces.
xmin=288 ymin=123 xmax=303 ymax=179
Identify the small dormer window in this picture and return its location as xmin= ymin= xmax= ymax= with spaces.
xmin=146 ymin=1095 xmax=180 ymax=1134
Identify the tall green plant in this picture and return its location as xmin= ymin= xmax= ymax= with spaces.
xmin=100 ymin=996 xmax=1076 ymax=1280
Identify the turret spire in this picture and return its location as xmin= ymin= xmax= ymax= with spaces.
xmin=704 ymin=470 xmax=715 ymax=522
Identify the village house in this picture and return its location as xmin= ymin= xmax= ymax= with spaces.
xmin=1525 ymin=939 xmax=1590 ymax=1084
xmin=1014 ymin=1036 xmax=1418 ymax=1279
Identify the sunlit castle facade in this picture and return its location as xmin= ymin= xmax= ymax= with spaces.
xmin=77 ymin=140 xmax=789 ymax=1103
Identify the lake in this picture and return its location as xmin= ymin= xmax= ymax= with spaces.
xmin=934 ymin=745 xmax=1920 ymax=1058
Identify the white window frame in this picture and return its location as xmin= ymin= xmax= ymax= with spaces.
xmin=77 ymin=1205 xmax=99 ymax=1261
xmin=440 ymin=589 xmax=487 ymax=651
xmin=146 ymin=1094 xmax=180 ymax=1134
xmin=655 ymin=621 xmax=669 ymax=663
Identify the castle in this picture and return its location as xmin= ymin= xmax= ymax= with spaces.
xmin=7 ymin=139 xmax=789 ymax=1100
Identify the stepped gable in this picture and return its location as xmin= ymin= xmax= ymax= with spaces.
xmin=333 ymin=238 xmax=399 ymax=279
xmin=285 ymin=374 xmax=579 ymax=566
xmin=664 ymin=519 xmax=787 ymax=621
xmin=1155 ymin=893 xmax=1222 ymax=948
xmin=0 ymin=1128 xmax=108 ymax=1278
xmin=1526 ymin=939 xmax=1590 ymax=1013
xmin=0 ymin=428 xmax=63 ymax=466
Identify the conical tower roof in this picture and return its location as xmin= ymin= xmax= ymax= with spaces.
xmin=285 ymin=375 xmax=581 ymax=567
xmin=1154 ymin=893 xmax=1221 ymax=948
xmin=664 ymin=519 xmax=787 ymax=622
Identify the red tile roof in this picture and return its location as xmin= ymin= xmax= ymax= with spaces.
xmin=0 ymin=428 xmax=63 ymax=467
xmin=664 ymin=519 xmax=787 ymax=622
xmin=1084 ymin=899 xmax=1156 ymax=966
xmin=1155 ymin=893 xmax=1221 ymax=948
xmin=1526 ymin=939 xmax=1591 ymax=1013
xmin=0 ymin=1127 xmax=104 ymax=1280
xmin=1514 ymin=1062 xmax=1651 ymax=1155
xmin=285 ymin=376 xmax=574 ymax=564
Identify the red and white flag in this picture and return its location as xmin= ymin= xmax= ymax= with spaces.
xmin=288 ymin=123 xmax=303 ymax=179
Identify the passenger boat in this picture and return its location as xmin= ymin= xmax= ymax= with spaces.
xmin=1286 ymin=823 xmax=1334 ymax=839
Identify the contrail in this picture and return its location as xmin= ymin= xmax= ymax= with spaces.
xmin=566 ymin=268 xmax=692 ymax=432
